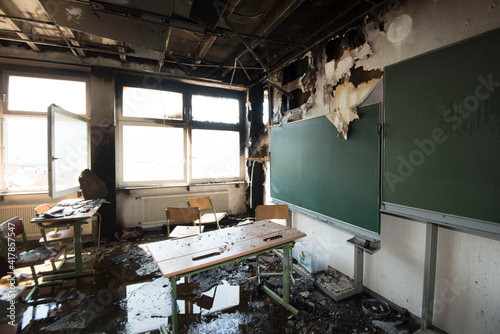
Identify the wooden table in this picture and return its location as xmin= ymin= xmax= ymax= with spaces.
xmin=146 ymin=220 xmax=306 ymax=334
xmin=30 ymin=201 xmax=101 ymax=281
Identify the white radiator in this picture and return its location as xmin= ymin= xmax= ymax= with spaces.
xmin=140 ymin=191 xmax=229 ymax=228
xmin=0 ymin=202 xmax=59 ymax=239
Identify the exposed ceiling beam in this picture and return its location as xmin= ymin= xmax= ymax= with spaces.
xmin=0 ymin=8 xmax=41 ymax=52
xmin=159 ymin=1 xmax=175 ymax=70
xmin=214 ymin=0 xmax=305 ymax=80
xmin=62 ymin=29 xmax=86 ymax=57
xmin=39 ymin=0 xmax=83 ymax=63
xmin=234 ymin=30 xmax=269 ymax=72
xmin=117 ymin=43 xmax=127 ymax=62
xmin=194 ymin=0 xmax=241 ymax=62
xmin=251 ymin=0 xmax=306 ymax=39
xmin=0 ymin=35 xmax=131 ymax=56
xmin=165 ymin=52 xmax=198 ymax=77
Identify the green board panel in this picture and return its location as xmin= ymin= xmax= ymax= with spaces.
xmin=383 ymin=28 xmax=500 ymax=225
xmin=270 ymin=104 xmax=381 ymax=234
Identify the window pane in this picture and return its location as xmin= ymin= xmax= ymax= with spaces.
xmin=192 ymin=95 xmax=239 ymax=124
xmin=50 ymin=107 xmax=89 ymax=198
xmin=123 ymin=87 xmax=183 ymax=120
xmin=123 ymin=126 xmax=184 ymax=182
xmin=4 ymin=117 xmax=48 ymax=191
xmin=192 ymin=129 xmax=240 ymax=179
xmin=8 ymin=76 xmax=86 ymax=114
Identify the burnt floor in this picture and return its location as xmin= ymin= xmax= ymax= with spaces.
xmin=2 ymin=218 xmax=420 ymax=334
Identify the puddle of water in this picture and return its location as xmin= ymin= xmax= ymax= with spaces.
xmin=123 ymin=276 xmax=171 ymax=333
xmin=198 ymin=280 xmax=240 ymax=314
xmin=121 ymin=277 xmax=240 ymax=333
xmin=20 ymin=303 xmax=54 ymax=331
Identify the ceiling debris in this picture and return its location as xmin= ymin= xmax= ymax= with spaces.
xmin=324 ymin=25 xmax=383 ymax=139
xmin=327 ymin=77 xmax=380 ymax=140
xmin=298 ymin=51 xmax=317 ymax=115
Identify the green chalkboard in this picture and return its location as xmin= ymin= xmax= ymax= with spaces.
xmin=384 ymin=28 xmax=500 ymax=226
xmin=270 ymin=104 xmax=381 ymax=234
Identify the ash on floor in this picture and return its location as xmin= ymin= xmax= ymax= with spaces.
xmin=8 ymin=225 xmax=420 ymax=334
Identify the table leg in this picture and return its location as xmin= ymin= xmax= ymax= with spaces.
xmin=260 ymin=243 xmax=299 ymax=315
xmin=282 ymin=244 xmax=291 ymax=304
xmin=41 ymin=220 xmax=94 ymax=281
xmin=170 ymin=276 xmax=178 ymax=334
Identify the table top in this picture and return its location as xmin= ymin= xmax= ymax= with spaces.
xmin=30 ymin=200 xmax=101 ymax=224
xmin=146 ymin=220 xmax=306 ymax=278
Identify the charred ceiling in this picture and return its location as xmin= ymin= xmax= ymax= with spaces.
xmin=0 ymin=0 xmax=391 ymax=87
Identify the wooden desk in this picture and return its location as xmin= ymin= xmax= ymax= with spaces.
xmin=146 ymin=221 xmax=306 ymax=334
xmin=30 ymin=201 xmax=101 ymax=281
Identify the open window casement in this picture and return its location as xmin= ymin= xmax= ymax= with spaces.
xmin=48 ymin=104 xmax=90 ymax=198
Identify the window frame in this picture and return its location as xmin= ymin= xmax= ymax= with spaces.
xmin=48 ymin=105 xmax=90 ymax=198
xmin=116 ymin=76 xmax=245 ymax=188
xmin=0 ymin=69 xmax=90 ymax=195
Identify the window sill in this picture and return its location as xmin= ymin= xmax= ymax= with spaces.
xmin=117 ymin=181 xmax=247 ymax=193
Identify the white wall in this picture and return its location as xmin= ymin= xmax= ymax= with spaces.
xmin=273 ymin=0 xmax=500 ymax=332
xmin=433 ymin=228 xmax=500 ymax=333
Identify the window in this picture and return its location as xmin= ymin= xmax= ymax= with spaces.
xmin=191 ymin=129 xmax=240 ymax=180
xmin=8 ymin=76 xmax=86 ymax=114
xmin=123 ymin=87 xmax=183 ymax=120
xmin=48 ymin=105 xmax=90 ymax=198
xmin=118 ymin=82 xmax=243 ymax=187
xmin=1 ymin=73 xmax=89 ymax=195
xmin=3 ymin=117 xmax=47 ymax=191
xmin=192 ymin=95 xmax=239 ymax=123
xmin=122 ymin=125 xmax=184 ymax=182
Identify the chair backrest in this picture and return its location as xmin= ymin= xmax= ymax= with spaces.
xmin=186 ymin=197 xmax=213 ymax=211
xmin=166 ymin=207 xmax=200 ymax=222
xmin=256 ymin=205 xmax=290 ymax=221
xmin=0 ymin=217 xmax=29 ymax=252
xmin=0 ymin=217 xmax=24 ymax=238
xmin=35 ymin=203 xmax=50 ymax=216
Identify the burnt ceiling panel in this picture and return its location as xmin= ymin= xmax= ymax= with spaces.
xmin=97 ymin=0 xmax=175 ymax=17
xmin=0 ymin=0 xmax=394 ymax=86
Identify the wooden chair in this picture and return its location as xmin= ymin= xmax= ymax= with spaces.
xmin=166 ymin=207 xmax=202 ymax=238
xmin=186 ymin=196 xmax=226 ymax=230
xmin=256 ymin=204 xmax=291 ymax=227
xmin=255 ymin=204 xmax=294 ymax=284
xmin=0 ymin=217 xmax=63 ymax=302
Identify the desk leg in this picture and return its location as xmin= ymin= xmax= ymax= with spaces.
xmin=170 ymin=276 xmax=178 ymax=334
xmin=282 ymin=244 xmax=291 ymax=304
xmin=261 ymin=243 xmax=298 ymax=315
xmin=73 ymin=222 xmax=84 ymax=275
xmin=41 ymin=220 xmax=94 ymax=281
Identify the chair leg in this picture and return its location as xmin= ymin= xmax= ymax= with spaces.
xmin=23 ymin=265 xmax=40 ymax=302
